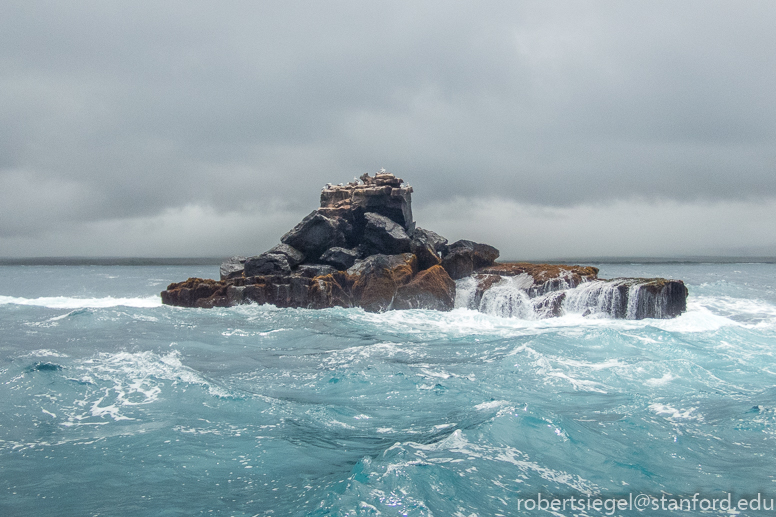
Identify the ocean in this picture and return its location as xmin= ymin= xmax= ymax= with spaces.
xmin=1 ymin=262 xmax=775 ymax=516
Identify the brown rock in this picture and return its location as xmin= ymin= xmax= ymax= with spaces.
xmin=394 ymin=265 xmax=456 ymax=310
xmin=477 ymin=263 xmax=599 ymax=295
xmin=161 ymin=278 xmax=226 ymax=307
xmin=348 ymin=253 xmax=418 ymax=312
xmin=159 ymin=171 xmax=687 ymax=320
xmin=308 ymin=273 xmax=352 ymax=309
xmin=195 ymin=296 xmax=229 ymax=308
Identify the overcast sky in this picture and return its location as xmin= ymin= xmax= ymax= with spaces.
xmin=2 ymin=1 xmax=775 ymax=259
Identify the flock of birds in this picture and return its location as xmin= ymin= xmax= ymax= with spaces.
xmin=325 ymin=168 xmax=388 ymax=189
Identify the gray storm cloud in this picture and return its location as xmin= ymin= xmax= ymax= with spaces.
xmin=1 ymin=1 xmax=775 ymax=257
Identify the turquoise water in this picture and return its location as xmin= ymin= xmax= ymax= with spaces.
xmin=1 ymin=263 xmax=775 ymax=515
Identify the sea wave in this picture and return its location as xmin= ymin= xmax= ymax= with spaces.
xmin=0 ymin=295 xmax=161 ymax=309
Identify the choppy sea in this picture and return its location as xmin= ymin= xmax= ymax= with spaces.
xmin=1 ymin=262 xmax=775 ymax=516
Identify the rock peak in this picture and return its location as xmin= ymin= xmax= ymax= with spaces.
xmin=320 ymin=170 xmax=413 ymax=230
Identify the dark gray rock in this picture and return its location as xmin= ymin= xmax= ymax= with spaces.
xmin=410 ymin=229 xmax=444 ymax=271
xmin=363 ymin=212 xmax=412 ymax=255
xmin=625 ymin=278 xmax=688 ymax=319
xmin=295 ymin=264 xmax=337 ymax=278
xmin=220 ymin=256 xmax=247 ymax=280
xmin=413 ymin=228 xmax=448 ymax=254
xmin=410 ymin=239 xmax=440 ymax=271
xmin=442 ymin=240 xmax=499 ymax=279
xmin=226 ymin=285 xmax=245 ymax=305
xmin=244 ymin=253 xmax=292 ymax=276
xmin=352 ymin=186 xmax=413 ymax=230
xmin=267 ymin=243 xmax=304 ymax=268
xmin=319 ymin=247 xmax=359 ymax=270
xmin=446 ymin=240 xmax=499 ymax=268
xmin=289 ymin=276 xmax=312 ymax=307
xmin=441 ymin=249 xmax=475 ymax=280
xmin=281 ymin=211 xmax=350 ymax=260
xmin=347 ymin=253 xmax=417 ymax=277
xmin=242 ymin=284 xmax=268 ymax=304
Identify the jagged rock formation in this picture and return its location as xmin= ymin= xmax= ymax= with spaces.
xmin=161 ymin=170 xmax=688 ymax=319
xmin=163 ymin=171 xmax=461 ymax=312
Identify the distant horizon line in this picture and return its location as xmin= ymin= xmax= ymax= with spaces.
xmin=1 ymin=256 xmax=775 ymax=266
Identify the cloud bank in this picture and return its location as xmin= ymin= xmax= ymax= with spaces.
xmin=2 ymin=1 xmax=775 ymax=257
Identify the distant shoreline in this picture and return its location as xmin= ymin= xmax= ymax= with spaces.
xmin=1 ymin=256 xmax=775 ymax=266
xmin=0 ymin=257 xmax=225 ymax=266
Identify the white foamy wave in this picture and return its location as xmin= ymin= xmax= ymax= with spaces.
xmin=649 ymin=403 xmax=704 ymax=422
xmin=0 ymin=295 xmax=161 ymax=309
xmin=644 ymin=373 xmax=676 ymax=386
xmin=319 ymin=341 xmax=425 ymax=370
xmin=18 ymin=349 xmax=69 ymax=358
xmin=59 ymin=350 xmax=234 ymax=426
xmin=387 ymin=429 xmax=600 ymax=496
xmin=80 ymin=350 xmax=231 ymax=397
xmin=554 ymin=357 xmax=629 ymax=370
xmin=694 ymin=295 xmax=776 ymax=325
xmin=455 ymin=275 xmax=552 ymax=318
xmin=651 ymin=300 xmax=743 ymax=333
xmin=474 ymin=400 xmax=510 ymax=410
xmin=345 ymin=305 xmax=668 ymax=341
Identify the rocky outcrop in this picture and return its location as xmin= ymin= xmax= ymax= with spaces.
xmin=161 ymin=278 xmax=229 ymax=308
xmin=163 ymin=170 xmax=462 ymax=313
xmin=161 ymin=169 xmax=688 ymax=319
xmin=562 ymin=277 xmax=688 ymax=319
xmin=456 ymin=266 xmax=687 ymax=320
xmin=476 ymin=263 xmax=599 ymax=296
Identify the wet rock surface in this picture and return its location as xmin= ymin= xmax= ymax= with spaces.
xmin=456 ymin=267 xmax=687 ymax=319
xmin=219 ymin=256 xmax=246 ymax=281
xmin=161 ymin=170 xmax=688 ymax=318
